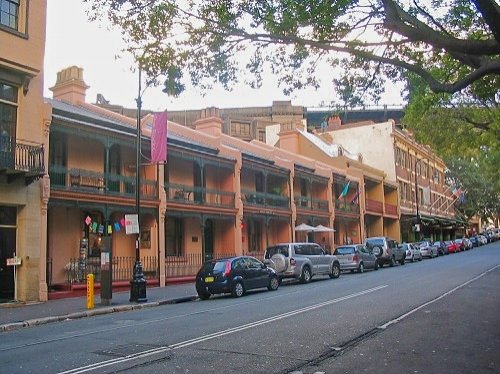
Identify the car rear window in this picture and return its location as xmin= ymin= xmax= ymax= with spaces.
xmin=202 ymin=260 xmax=228 ymax=272
xmin=366 ymin=238 xmax=384 ymax=247
xmin=265 ymin=245 xmax=289 ymax=259
xmin=335 ymin=246 xmax=355 ymax=255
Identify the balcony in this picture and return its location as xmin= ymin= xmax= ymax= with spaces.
xmin=294 ymin=195 xmax=329 ymax=212
xmin=335 ymin=200 xmax=360 ymax=214
xmin=165 ymin=182 xmax=235 ymax=208
xmin=0 ymin=139 xmax=45 ymax=185
xmin=49 ymin=165 xmax=158 ymax=200
xmin=366 ymin=198 xmax=383 ymax=214
xmin=242 ymin=190 xmax=290 ymax=209
xmin=385 ymin=203 xmax=398 ymax=216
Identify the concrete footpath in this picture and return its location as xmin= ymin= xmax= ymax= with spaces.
xmin=0 ymin=282 xmax=199 ymax=333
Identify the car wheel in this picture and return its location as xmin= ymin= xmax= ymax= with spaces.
xmin=330 ymin=262 xmax=340 ymax=279
xmin=374 ymin=260 xmax=379 ymax=270
xmin=300 ymin=266 xmax=312 ymax=283
xmin=268 ymin=276 xmax=279 ymax=291
xmin=390 ymin=256 xmax=396 ymax=267
xmin=231 ymin=281 xmax=245 ymax=298
xmin=197 ymin=291 xmax=211 ymax=300
xmin=400 ymin=257 xmax=405 ymax=265
xmin=411 ymin=256 xmax=415 ymax=263
xmin=378 ymin=261 xmax=384 ymax=268
xmin=358 ymin=263 xmax=364 ymax=273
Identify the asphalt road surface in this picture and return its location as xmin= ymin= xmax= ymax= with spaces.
xmin=1 ymin=242 xmax=499 ymax=374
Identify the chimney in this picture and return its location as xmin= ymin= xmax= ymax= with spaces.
xmin=327 ymin=115 xmax=342 ymax=130
xmin=49 ymin=66 xmax=89 ymax=105
xmin=194 ymin=107 xmax=223 ymax=137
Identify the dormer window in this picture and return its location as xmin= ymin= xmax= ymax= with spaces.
xmin=0 ymin=0 xmax=20 ymax=30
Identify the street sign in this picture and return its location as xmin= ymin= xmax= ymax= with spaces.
xmin=125 ymin=214 xmax=139 ymax=235
xmin=6 ymin=257 xmax=21 ymax=266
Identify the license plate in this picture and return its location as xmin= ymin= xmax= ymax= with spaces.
xmin=204 ymin=276 xmax=214 ymax=283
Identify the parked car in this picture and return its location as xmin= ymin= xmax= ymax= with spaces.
xmin=399 ymin=243 xmax=422 ymax=262
xmin=445 ymin=240 xmax=460 ymax=253
xmin=478 ymin=234 xmax=488 ymax=245
xmin=264 ymin=242 xmax=341 ymax=283
xmin=469 ymin=236 xmax=479 ymax=248
xmin=454 ymin=238 xmax=466 ymax=251
xmin=195 ymin=256 xmax=279 ymax=299
xmin=418 ymin=241 xmax=438 ymax=258
xmin=463 ymin=238 xmax=473 ymax=250
xmin=365 ymin=236 xmax=405 ymax=267
xmin=333 ymin=244 xmax=378 ymax=273
xmin=433 ymin=241 xmax=448 ymax=256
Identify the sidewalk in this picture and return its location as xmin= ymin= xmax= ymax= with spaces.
xmin=0 ymin=282 xmax=199 ymax=333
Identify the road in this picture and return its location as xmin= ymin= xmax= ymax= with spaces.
xmin=1 ymin=243 xmax=499 ymax=374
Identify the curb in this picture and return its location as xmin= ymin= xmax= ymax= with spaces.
xmin=0 ymin=295 xmax=199 ymax=333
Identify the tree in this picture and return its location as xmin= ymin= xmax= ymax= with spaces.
xmin=85 ymin=0 xmax=499 ymax=100
xmin=403 ymin=84 xmax=500 ymax=221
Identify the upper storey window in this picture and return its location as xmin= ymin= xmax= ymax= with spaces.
xmin=0 ymin=0 xmax=20 ymax=30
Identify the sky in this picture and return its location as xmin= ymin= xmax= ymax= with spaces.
xmin=44 ymin=0 xmax=405 ymax=112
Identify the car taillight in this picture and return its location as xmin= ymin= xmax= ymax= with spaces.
xmin=224 ymin=261 xmax=231 ymax=277
xmin=352 ymin=254 xmax=359 ymax=262
xmin=290 ymin=258 xmax=297 ymax=267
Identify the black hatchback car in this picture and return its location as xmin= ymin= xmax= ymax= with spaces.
xmin=195 ymin=256 xmax=279 ymax=299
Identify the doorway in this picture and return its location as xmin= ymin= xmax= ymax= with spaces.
xmin=0 ymin=227 xmax=16 ymax=301
xmin=204 ymin=219 xmax=214 ymax=261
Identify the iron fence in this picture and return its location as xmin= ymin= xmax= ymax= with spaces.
xmin=63 ymin=256 xmax=158 ymax=285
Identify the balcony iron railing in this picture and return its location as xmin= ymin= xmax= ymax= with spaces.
xmin=335 ymin=199 xmax=360 ymax=214
xmin=366 ymin=198 xmax=384 ymax=213
xmin=165 ymin=183 xmax=235 ymax=208
xmin=0 ymin=137 xmax=44 ymax=177
xmin=294 ymin=196 xmax=329 ymax=212
xmin=385 ymin=203 xmax=398 ymax=215
xmin=242 ymin=190 xmax=290 ymax=208
xmin=49 ymin=165 xmax=158 ymax=199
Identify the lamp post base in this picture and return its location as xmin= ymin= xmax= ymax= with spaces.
xmin=129 ymin=260 xmax=147 ymax=302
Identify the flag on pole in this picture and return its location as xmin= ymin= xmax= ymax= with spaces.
xmin=351 ymin=189 xmax=360 ymax=204
xmin=338 ymin=180 xmax=350 ymax=199
xmin=150 ymin=111 xmax=168 ymax=163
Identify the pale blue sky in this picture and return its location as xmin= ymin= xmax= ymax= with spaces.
xmin=44 ymin=0 xmax=404 ymax=112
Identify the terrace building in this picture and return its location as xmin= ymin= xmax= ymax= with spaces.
xmin=0 ymin=0 xmax=49 ymax=302
xmin=321 ymin=116 xmax=463 ymax=242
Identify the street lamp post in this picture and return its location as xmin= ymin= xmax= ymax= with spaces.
xmin=414 ymin=157 xmax=421 ymax=241
xmin=130 ymin=68 xmax=147 ymax=303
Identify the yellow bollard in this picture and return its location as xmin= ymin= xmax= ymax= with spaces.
xmin=86 ymin=274 xmax=94 ymax=309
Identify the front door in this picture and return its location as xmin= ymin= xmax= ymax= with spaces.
xmin=204 ymin=219 xmax=214 ymax=261
xmin=0 ymin=227 xmax=16 ymax=301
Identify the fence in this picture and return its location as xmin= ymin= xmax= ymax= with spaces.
xmin=51 ymin=251 xmax=266 ymax=289
xmin=165 ymin=251 xmax=265 ymax=278
xmin=62 ymin=256 xmax=158 ymax=285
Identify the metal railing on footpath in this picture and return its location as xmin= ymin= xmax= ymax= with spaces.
xmin=60 ymin=256 xmax=158 ymax=286
xmin=49 ymin=252 xmax=266 ymax=290
xmin=165 ymin=251 xmax=265 ymax=278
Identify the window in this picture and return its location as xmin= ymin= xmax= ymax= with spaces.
xmin=0 ymin=0 xmax=19 ymax=29
xmin=230 ymin=121 xmax=250 ymax=137
xmin=0 ymin=81 xmax=17 ymax=162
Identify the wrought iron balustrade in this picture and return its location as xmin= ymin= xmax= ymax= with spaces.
xmin=165 ymin=182 xmax=235 ymax=208
xmin=0 ymin=137 xmax=44 ymax=179
xmin=242 ymin=190 xmax=290 ymax=208
xmin=49 ymin=165 xmax=158 ymax=199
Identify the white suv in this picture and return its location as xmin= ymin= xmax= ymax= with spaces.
xmin=264 ymin=243 xmax=341 ymax=283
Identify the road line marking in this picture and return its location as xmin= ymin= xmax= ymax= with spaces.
xmin=58 ymin=285 xmax=388 ymax=373
xmin=378 ymin=264 xmax=500 ymax=330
